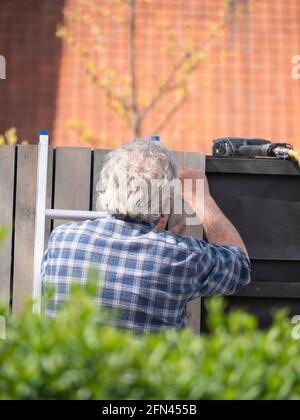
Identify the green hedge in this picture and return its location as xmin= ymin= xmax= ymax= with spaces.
xmin=0 ymin=289 xmax=299 ymax=400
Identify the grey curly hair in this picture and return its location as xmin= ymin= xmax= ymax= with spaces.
xmin=96 ymin=140 xmax=178 ymax=222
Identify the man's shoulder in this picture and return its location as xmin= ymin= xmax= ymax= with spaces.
xmin=50 ymin=219 xmax=101 ymax=241
xmin=48 ymin=217 xmax=206 ymax=256
xmin=151 ymin=229 xmax=205 ymax=255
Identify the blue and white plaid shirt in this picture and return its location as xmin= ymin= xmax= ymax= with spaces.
xmin=41 ymin=215 xmax=251 ymax=333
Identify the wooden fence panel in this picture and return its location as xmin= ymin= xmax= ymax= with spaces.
xmin=53 ymin=148 xmax=92 ymax=227
xmin=0 ymin=146 xmax=16 ymax=307
xmin=92 ymin=149 xmax=111 ymax=211
xmin=169 ymin=151 xmax=206 ymax=335
xmin=12 ymin=145 xmax=53 ymax=313
xmin=184 ymin=152 xmax=206 ymax=335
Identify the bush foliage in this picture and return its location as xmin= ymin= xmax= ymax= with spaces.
xmin=0 ymin=127 xmax=28 ymax=145
xmin=0 ymin=288 xmax=299 ymax=400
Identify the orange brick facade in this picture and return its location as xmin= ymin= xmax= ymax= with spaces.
xmin=1 ymin=0 xmax=300 ymax=153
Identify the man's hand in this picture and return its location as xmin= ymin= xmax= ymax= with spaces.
xmin=155 ymin=213 xmax=186 ymax=235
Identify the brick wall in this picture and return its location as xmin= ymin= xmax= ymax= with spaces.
xmin=0 ymin=0 xmax=65 ymax=143
xmin=1 ymin=0 xmax=300 ymax=153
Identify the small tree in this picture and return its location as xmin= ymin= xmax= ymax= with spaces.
xmin=0 ymin=127 xmax=28 ymax=146
xmin=57 ymin=0 xmax=236 ymax=145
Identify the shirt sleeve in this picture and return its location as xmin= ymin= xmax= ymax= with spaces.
xmin=188 ymin=239 xmax=251 ymax=298
xmin=40 ymin=250 xmax=48 ymax=281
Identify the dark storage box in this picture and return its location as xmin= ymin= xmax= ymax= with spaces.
xmin=203 ymin=156 xmax=300 ymax=329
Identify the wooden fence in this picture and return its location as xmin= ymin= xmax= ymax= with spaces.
xmin=0 ymin=145 xmax=205 ymax=333
xmin=205 ymin=156 xmax=300 ymax=329
xmin=2 ymin=145 xmax=300 ymax=332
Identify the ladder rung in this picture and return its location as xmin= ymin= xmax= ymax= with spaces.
xmin=45 ymin=209 xmax=107 ymax=220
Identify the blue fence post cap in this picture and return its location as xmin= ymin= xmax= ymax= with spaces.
xmin=39 ymin=130 xmax=49 ymax=136
xmin=150 ymin=135 xmax=160 ymax=142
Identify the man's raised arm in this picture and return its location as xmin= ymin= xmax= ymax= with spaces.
xmin=180 ymin=168 xmax=249 ymax=258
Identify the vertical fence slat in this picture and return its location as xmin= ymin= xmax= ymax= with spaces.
xmin=12 ymin=145 xmax=53 ymax=313
xmin=0 ymin=146 xmax=16 ymax=307
xmin=183 ymin=152 xmax=206 ymax=335
xmin=92 ymin=149 xmax=111 ymax=211
xmin=13 ymin=145 xmax=37 ymax=313
xmin=184 ymin=151 xmax=206 ymax=240
xmin=54 ymin=148 xmax=92 ymax=227
xmin=44 ymin=148 xmax=54 ymax=249
xmin=169 ymin=151 xmax=206 ymax=334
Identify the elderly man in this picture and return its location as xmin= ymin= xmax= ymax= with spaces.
xmin=41 ymin=140 xmax=251 ymax=333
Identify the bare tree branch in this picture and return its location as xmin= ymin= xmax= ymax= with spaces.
xmin=154 ymin=93 xmax=189 ymax=133
xmin=138 ymin=16 xmax=230 ymax=122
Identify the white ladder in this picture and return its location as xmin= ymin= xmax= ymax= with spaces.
xmin=32 ymin=131 xmax=106 ymax=313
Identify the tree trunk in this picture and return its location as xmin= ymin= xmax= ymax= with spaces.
xmin=128 ymin=0 xmax=141 ymax=138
